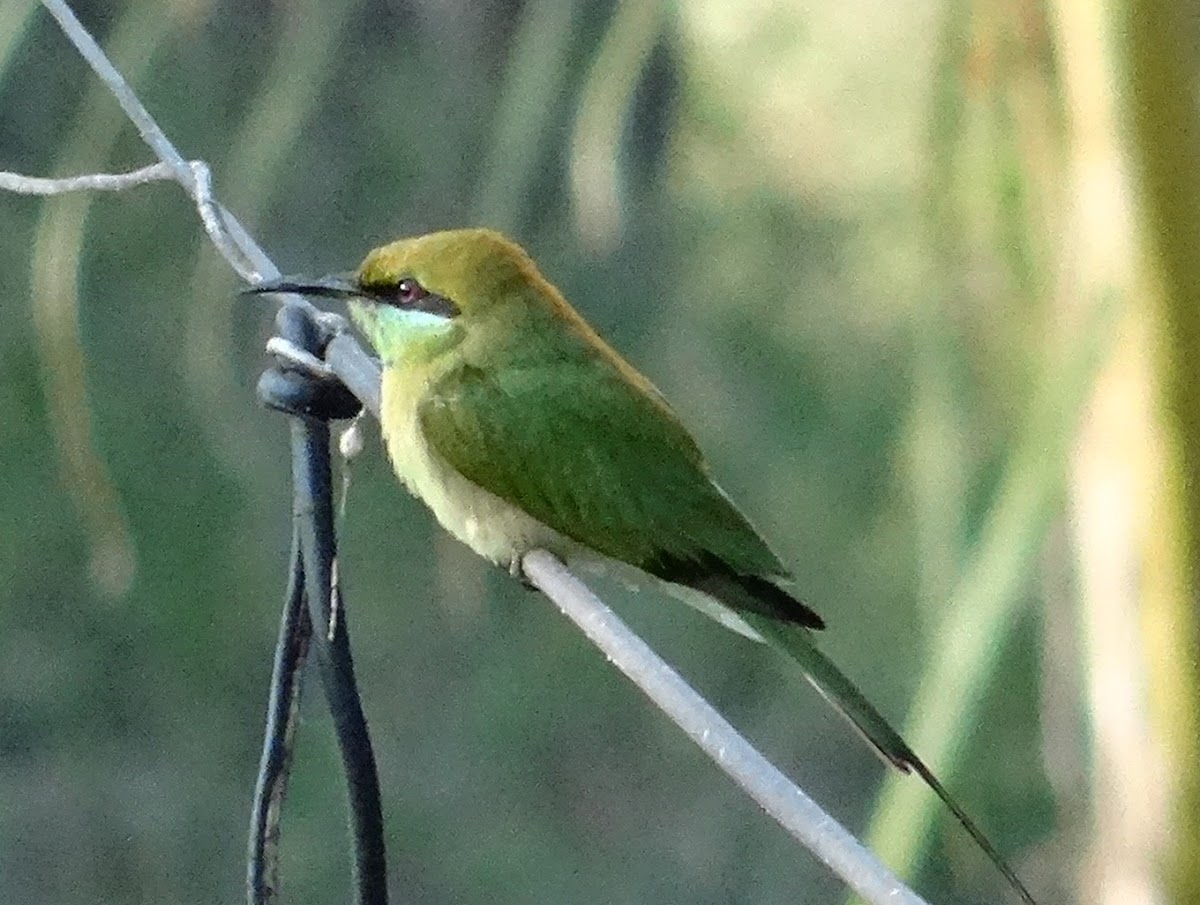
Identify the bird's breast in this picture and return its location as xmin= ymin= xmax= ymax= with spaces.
xmin=379 ymin=366 xmax=573 ymax=568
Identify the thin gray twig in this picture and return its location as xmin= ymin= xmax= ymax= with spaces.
xmin=0 ymin=162 xmax=176 ymax=193
xmin=38 ymin=0 xmax=275 ymax=283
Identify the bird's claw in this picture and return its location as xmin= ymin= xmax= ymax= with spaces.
xmin=510 ymin=553 xmax=538 ymax=591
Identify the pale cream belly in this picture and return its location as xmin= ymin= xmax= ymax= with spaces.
xmin=380 ymin=369 xmax=575 ymax=568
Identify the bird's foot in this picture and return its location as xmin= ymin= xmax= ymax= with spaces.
xmin=510 ymin=553 xmax=538 ymax=591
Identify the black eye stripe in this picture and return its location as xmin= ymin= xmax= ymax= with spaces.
xmin=371 ymin=277 xmax=460 ymax=318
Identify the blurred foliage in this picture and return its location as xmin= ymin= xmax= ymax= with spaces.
xmin=1123 ymin=1 xmax=1200 ymax=902
xmin=2 ymin=0 xmax=1197 ymax=904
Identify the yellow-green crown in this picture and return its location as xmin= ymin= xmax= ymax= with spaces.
xmin=358 ymin=228 xmax=543 ymax=314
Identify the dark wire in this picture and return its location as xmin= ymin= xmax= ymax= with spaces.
xmin=248 ymin=303 xmax=389 ymax=905
xmin=247 ymin=529 xmax=311 ymax=905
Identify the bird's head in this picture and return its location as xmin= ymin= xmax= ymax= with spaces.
xmin=250 ymin=228 xmax=545 ymax=364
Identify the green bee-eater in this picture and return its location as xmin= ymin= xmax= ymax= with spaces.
xmin=253 ymin=228 xmax=1036 ymax=904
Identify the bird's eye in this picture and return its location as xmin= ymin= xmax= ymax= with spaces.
xmin=395 ymin=277 xmax=428 ymax=305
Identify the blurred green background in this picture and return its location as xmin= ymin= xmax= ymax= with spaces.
xmin=4 ymin=1 xmax=1199 ymax=903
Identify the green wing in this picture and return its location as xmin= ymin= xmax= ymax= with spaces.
xmin=418 ymin=355 xmax=821 ymax=627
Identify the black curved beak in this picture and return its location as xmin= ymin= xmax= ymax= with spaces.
xmin=244 ymin=272 xmax=361 ymax=300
